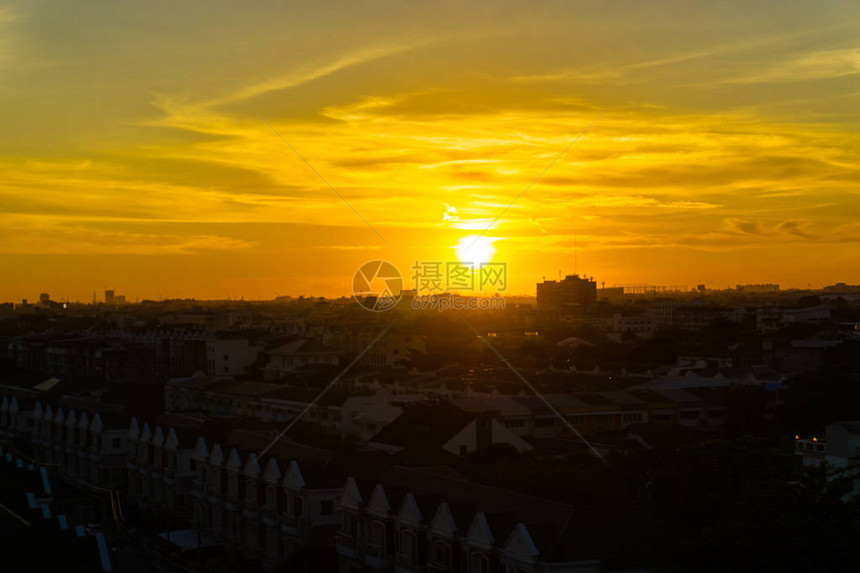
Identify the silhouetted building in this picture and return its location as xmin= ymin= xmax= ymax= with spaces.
xmin=536 ymin=274 xmax=597 ymax=312
xmin=736 ymin=283 xmax=779 ymax=293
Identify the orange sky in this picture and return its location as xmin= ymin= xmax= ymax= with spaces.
xmin=1 ymin=1 xmax=859 ymax=302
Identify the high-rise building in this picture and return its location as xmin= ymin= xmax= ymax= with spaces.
xmin=536 ymin=274 xmax=597 ymax=312
xmin=105 ymin=289 xmax=115 ymax=304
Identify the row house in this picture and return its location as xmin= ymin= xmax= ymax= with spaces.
xmin=28 ymin=401 xmax=129 ymax=487
xmin=189 ymin=433 xmax=336 ymax=571
xmin=0 ymin=394 xmax=36 ymax=439
xmin=126 ymin=418 xmax=197 ymax=517
xmin=335 ymin=466 xmax=601 ymax=573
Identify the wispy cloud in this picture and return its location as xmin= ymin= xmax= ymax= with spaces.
xmin=726 ymin=47 xmax=860 ymax=84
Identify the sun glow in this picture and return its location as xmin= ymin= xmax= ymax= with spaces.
xmin=455 ymin=235 xmax=496 ymax=265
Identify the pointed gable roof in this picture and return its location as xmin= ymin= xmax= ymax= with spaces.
xmin=209 ymin=443 xmax=225 ymax=466
xmin=504 ymin=523 xmax=540 ymax=559
xmin=282 ymin=460 xmax=306 ymax=491
xmin=340 ymin=477 xmax=363 ymax=509
xmin=225 ymin=447 xmax=243 ymax=472
xmin=32 ymin=400 xmax=42 ymax=418
xmin=467 ymin=512 xmax=495 ymax=549
xmin=243 ymin=453 xmax=262 ymax=478
xmin=54 ymin=407 xmax=65 ymax=424
xmin=140 ymin=422 xmax=152 ymax=442
xmin=65 ymin=409 xmax=77 ymax=428
xmin=77 ymin=412 xmax=90 ymax=430
xmin=263 ymin=458 xmax=282 ymax=484
xmin=152 ymin=426 xmax=166 ymax=447
xmin=128 ymin=417 xmax=140 ymax=439
xmin=398 ymin=492 xmax=423 ymax=525
xmin=368 ymin=484 xmax=391 ymax=517
xmin=430 ymin=502 xmax=458 ymax=538
xmin=193 ymin=436 xmax=210 ymax=461
xmin=165 ymin=428 xmax=180 ymax=450
xmin=90 ymin=412 xmax=104 ymax=432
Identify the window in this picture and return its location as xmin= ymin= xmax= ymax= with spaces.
xmin=401 ymin=531 xmax=417 ymax=563
xmin=370 ymin=521 xmax=386 ymax=550
xmin=342 ymin=512 xmax=358 ymax=536
xmin=293 ymin=496 xmax=303 ymax=516
xmin=190 ymin=460 xmax=197 ymax=472
xmin=111 ymin=438 xmax=122 ymax=449
xmin=534 ymin=418 xmax=554 ymax=428
xmin=433 ymin=541 xmax=451 ymax=567
xmin=680 ymin=410 xmax=700 ymax=420
xmin=459 ymin=445 xmax=468 ymax=456
xmin=470 ymin=553 xmax=489 ymax=573
xmin=320 ymin=499 xmax=333 ymax=516
xmin=568 ymin=415 xmax=585 ymax=425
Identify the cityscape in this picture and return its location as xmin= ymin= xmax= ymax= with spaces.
xmin=2 ymin=2 xmax=860 ymax=573
xmin=2 ymin=277 xmax=859 ymax=571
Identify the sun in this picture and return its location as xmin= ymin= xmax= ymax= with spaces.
xmin=455 ymin=235 xmax=496 ymax=265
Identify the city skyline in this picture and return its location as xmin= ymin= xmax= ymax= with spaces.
xmin=2 ymin=1 xmax=860 ymax=301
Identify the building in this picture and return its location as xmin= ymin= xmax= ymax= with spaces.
xmin=207 ymin=332 xmax=265 ymax=377
xmin=263 ymin=338 xmax=340 ymax=380
xmin=825 ymin=422 xmax=860 ymax=498
xmin=536 ymin=274 xmax=597 ymax=313
xmin=335 ymin=465 xmax=602 ymax=573
xmin=609 ymin=313 xmax=658 ymax=338
xmin=736 ymin=283 xmax=779 ymax=293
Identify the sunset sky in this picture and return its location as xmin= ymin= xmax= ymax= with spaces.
xmin=2 ymin=1 xmax=859 ymax=302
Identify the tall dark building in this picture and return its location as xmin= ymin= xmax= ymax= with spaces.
xmin=536 ymin=274 xmax=597 ymax=312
